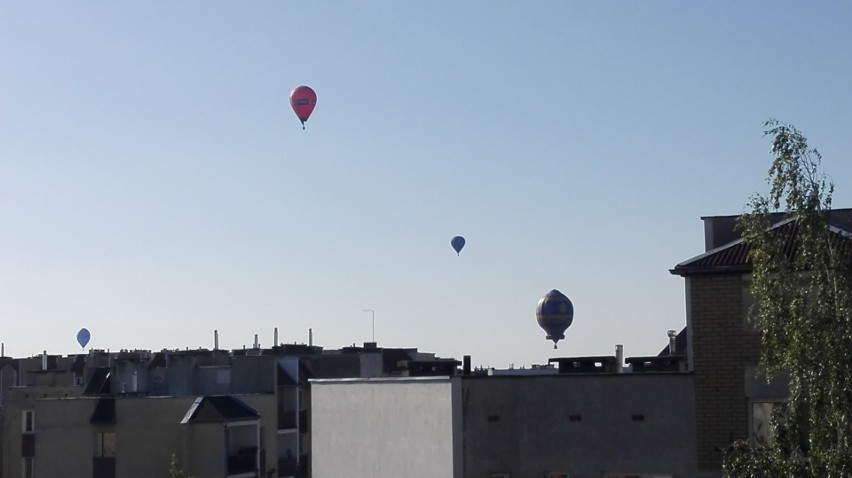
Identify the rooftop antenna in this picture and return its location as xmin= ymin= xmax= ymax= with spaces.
xmin=363 ymin=309 xmax=375 ymax=342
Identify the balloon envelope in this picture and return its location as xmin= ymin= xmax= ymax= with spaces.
xmin=451 ymin=236 xmax=465 ymax=255
xmin=289 ymin=85 xmax=317 ymax=128
xmin=77 ymin=328 xmax=91 ymax=348
xmin=536 ymin=289 xmax=574 ymax=348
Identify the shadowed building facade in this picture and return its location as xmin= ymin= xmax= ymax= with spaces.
xmin=670 ymin=209 xmax=852 ymax=475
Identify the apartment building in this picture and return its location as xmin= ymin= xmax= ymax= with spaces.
xmin=310 ymin=353 xmax=696 ymax=478
xmin=670 ymin=208 xmax=852 ymax=475
xmin=0 ymin=341 xmax=453 ymax=478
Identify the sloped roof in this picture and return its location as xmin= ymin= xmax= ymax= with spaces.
xmin=277 ymin=363 xmax=299 ymax=386
xmin=181 ymin=395 xmax=260 ymax=424
xmin=671 ymin=218 xmax=852 ymax=276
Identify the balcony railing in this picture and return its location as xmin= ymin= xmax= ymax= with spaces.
xmin=227 ymin=447 xmax=257 ymax=476
xmin=277 ymin=457 xmax=297 ymax=477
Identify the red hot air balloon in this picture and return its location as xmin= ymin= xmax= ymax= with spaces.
xmin=289 ymin=85 xmax=317 ymax=129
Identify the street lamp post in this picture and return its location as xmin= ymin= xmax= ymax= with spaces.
xmin=363 ymin=309 xmax=375 ymax=342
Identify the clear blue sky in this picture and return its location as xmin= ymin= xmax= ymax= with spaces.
xmin=2 ymin=2 xmax=851 ymax=367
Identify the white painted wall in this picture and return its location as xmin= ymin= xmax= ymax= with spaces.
xmin=310 ymin=377 xmax=461 ymax=478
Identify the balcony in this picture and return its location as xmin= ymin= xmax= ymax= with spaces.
xmin=298 ymin=410 xmax=309 ymax=433
xmin=227 ymin=447 xmax=257 ymax=476
xmin=278 ymin=411 xmax=297 ymax=430
xmin=277 ymin=457 xmax=297 ymax=477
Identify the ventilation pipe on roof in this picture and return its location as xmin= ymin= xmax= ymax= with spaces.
xmin=1 ymin=342 xmax=4 ymax=357
xmin=254 ymin=334 xmax=259 ymax=349
xmin=668 ymin=330 xmax=678 ymax=355
xmin=214 ymin=330 xmax=219 ymax=350
xmin=309 ymin=328 xmax=313 ymax=347
xmin=42 ymin=351 xmax=48 ymax=370
xmin=615 ymin=345 xmax=624 ymax=374
xmin=274 ymin=327 xmax=279 ymax=347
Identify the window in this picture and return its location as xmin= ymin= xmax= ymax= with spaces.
xmin=22 ymin=457 xmax=33 ymax=478
xmin=750 ymin=401 xmax=777 ymax=447
xmin=94 ymin=432 xmax=116 ymax=457
xmin=22 ymin=411 xmax=34 ymax=433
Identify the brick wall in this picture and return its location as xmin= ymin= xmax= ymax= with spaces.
xmin=688 ymin=273 xmax=761 ymax=472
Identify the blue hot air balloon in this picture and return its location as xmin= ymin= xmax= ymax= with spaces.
xmin=451 ymin=236 xmax=465 ymax=255
xmin=536 ymin=289 xmax=574 ymax=349
xmin=76 ymin=328 xmax=91 ymax=349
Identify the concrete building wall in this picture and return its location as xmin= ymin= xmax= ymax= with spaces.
xmin=240 ymin=393 xmax=278 ymax=475
xmin=463 ymin=374 xmax=697 ymax=478
xmin=186 ymin=422 xmax=227 ymax=478
xmin=1 ymin=386 xmax=81 ymax=478
xmin=29 ymin=394 xmax=276 ymax=478
xmin=166 ymin=355 xmax=197 ymax=396
xmin=33 ymin=398 xmax=98 ymax=477
xmin=114 ymin=397 xmax=195 ymax=477
xmin=232 ymin=356 xmax=275 ymax=393
xmin=36 ymin=395 xmax=197 ymax=477
xmin=112 ymin=360 xmax=148 ymax=394
xmin=686 ymin=274 xmax=760 ymax=472
xmin=311 ymin=377 xmax=462 ymax=478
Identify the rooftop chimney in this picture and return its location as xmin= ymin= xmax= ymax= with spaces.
xmin=702 ymin=215 xmax=740 ymax=251
xmin=214 ymin=330 xmax=219 ymax=350
xmin=667 ymin=330 xmax=678 ymax=355
xmin=615 ymin=345 xmax=624 ymax=373
xmin=274 ymin=327 xmax=279 ymax=347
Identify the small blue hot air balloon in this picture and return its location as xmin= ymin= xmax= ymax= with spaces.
xmin=76 ymin=328 xmax=91 ymax=349
xmin=451 ymin=236 xmax=465 ymax=255
xmin=536 ymin=289 xmax=574 ymax=349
